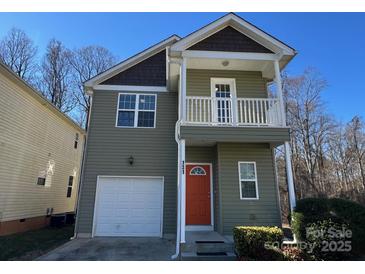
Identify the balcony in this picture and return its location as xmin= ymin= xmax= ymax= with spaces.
xmin=184 ymin=96 xmax=284 ymax=127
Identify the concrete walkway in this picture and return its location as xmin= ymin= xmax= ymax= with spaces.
xmin=37 ymin=237 xmax=176 ymax=261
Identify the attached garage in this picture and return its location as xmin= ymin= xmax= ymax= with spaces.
xmin=93 ymin=176 xmax=164 ymax=237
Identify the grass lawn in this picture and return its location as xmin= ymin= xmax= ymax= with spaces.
xmin=0 ymin=225 xmax=74 ymax=260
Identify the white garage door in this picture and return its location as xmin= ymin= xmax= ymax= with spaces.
xmin=93 ymin=176 xmax=163 ymax=237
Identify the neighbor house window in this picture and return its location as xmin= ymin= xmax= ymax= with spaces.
xmin=74 ymin=133 xmax=79 ymax=149
xmin=116 ymin=93 xmax=156 ymax=128
xmin=67 ymin=176 xmax=74 ymax=198
xmin=238 ymin=162 xmax=259 ymax=199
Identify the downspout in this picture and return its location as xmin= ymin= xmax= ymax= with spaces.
xmin=171 ymin=120 xmax=182 ymax=260
xmin=171 ymin=57 xmax=182 ymax=260
xmin=72 ymin=89 xmax=93 ymax=239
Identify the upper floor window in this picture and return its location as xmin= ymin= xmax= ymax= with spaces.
xmin=116 ymin=93 xmax=156 ymax=128
xmin=238 ymin=161 xmax=259 ymax=200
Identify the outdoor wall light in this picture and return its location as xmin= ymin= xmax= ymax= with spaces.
xmin=222 ymin=60 xmax=229 ymax=67
xmin=128 ymin=155 xmax=134 ymax=165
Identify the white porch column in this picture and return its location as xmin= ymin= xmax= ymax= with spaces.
xmin=273 ymin=60 xmax=286 ymax=126
xmin=285 ymin=141 xmax=296 ymax=211
xmin=274 ymin=60 xmax=297 ymax=212
xmin=180 ymin=139 xmax=186 ymax=243
xmin=181 ymin=57 xmax=187 ymax=122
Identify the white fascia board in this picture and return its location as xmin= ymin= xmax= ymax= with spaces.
xmin=85 ymin=35 xmax=180 ymax=88
xmin=94 ymin=85 xmax=167 ymax=92
xmin=182 ymin=50 xmax=279 ymax=61
xmin=171 ymin=13 xmax=295 ymax=56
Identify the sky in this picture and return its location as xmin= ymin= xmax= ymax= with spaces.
xmin=0 ymin=12 xmax=364 ymax=122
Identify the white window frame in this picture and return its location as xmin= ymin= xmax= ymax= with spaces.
xmin=115 ymin=93 xmax=157 ymax=128
xmin=238 ymin=161 xmax=259 ymax=200
xmin=210 ymin=78 xmax=237 ymax=125
xmin=210 ymin=78 xmax=237 ymax=98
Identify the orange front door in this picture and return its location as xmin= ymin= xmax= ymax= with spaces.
xmin=186 ymin=164 xmax=211 ymax=225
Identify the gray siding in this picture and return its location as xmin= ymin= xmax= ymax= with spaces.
xmin=186 ymin=69 xmax=268 ymax=98
xmin=77 ymin=90 xmax=178 ymax=235
xmin=217 ymin=143 xmax=281 ymax=234
xmin=187 ymin=26 xmax=273 ymax=53
xmin=101 ymin=50 xmax=167 ymax=86
xmin=180 ymin=126 xmax=290 ymax=145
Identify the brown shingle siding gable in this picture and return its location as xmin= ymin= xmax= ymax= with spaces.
xmin=101 ymin=49 xmax=166 ymax=86
xmin=187 ymin=26 xmax=273 ymax=53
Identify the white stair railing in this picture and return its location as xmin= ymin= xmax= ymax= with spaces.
xmin=185 ymin=96 xmax=283 ymax=126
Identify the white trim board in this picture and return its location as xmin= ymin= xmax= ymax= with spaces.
xmin=94 ymin=85 xmax=167 ymax=92
xmin=182 ymin=50 xmax=279 ymax=61
xmin=170 ymin=13 xmax=296 ymax=56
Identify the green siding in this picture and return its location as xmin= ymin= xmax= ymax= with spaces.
xmin=77 ymin=90 xmax=178 ymax=235
xmin=217 ymin=143 xmax=281 ymax=234
xmin=180 ymin=126 xmax=290 ymax=145
xmin=186 ymin=69 xmax=268 ymax=98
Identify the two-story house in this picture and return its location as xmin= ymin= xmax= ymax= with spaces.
xmin=0 ymin=61 xmax=85 ymax=236
xmin=75 ymin=13 xmax=297 ymax=259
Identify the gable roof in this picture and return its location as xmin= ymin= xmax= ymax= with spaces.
xmin=84 ymin=35 xmax=180 ymax=90
xmin=0 ymin=61 xmax=85 ymax=134
xmin=187 ymin=26 xmax=274 ymax=53
xmin=170 ymin=13 xmax=296 ymax=56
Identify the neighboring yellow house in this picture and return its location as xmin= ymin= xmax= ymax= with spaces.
xmin=0 ymin=62 xmax=85 ymax=236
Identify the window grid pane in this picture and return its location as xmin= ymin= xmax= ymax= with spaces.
xmin=137 ymin=111 xmax=155 ymax=127
xmin=240 ymin=163 xmax=256 ymax=180
xmin=119 ymin=94 xmax=136 ymax=109
xmin=138 ymin=95 xmax=155 ymax=110
xmin=117 ymin=111 xmax=135 ymax=127
xmin=241 ymin=180 xmax=257 ymax=198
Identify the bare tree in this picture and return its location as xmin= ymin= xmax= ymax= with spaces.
xmin=346 ymin=116 xmax=365 ymax=189
xmin=0 ymin=27 xmax=38 ymax=81
xmin=276 ymin=67 xmax=365 ymax=222
xmin=283 ymin=68 xmax=336 ymax=196
xmin=68 ymin=46 xmax=116 ymax=127
xmin=39 ymin=39 xmax=75 ymax=113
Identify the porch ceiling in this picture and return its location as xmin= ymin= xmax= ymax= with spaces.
xmin=186 ymin=58 xmax=272 ymax=77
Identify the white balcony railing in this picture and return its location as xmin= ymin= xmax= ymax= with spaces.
xmin=185 ymin=96 xmax=284 ymax=127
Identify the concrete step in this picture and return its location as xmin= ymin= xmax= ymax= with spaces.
xmin=182 ymin=242 xmax=234 ymax=253
xmin=181 ymin=252 xmax=236 ymax=261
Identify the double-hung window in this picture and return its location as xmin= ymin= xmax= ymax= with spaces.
xmin=116 ymin=93 xmax=156 ymax=128
xmin=238 ymin=161 xmax=259 ymax=200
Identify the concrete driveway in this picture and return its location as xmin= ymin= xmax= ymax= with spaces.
xmin=38 ymin=237 xmax=176 ymax=261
